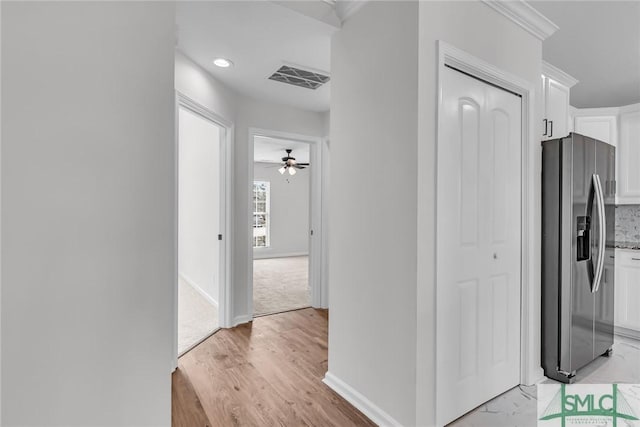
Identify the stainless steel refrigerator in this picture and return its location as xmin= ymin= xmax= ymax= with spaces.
xmin=542 ymin=132 xmax=616 ymax=383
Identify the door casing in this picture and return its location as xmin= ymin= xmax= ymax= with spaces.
xmin=435 ymin=40 xmax=542 ymax=424
xmin=247 ymin=128 xmax=328 ymax=316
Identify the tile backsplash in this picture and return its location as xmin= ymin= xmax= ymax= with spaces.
xmin=615 ymin=205 xmax=640 ymax=243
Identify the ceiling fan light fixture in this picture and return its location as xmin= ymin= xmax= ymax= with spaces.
xmin=289 ymin=167 xmax=296 ymax=176
xmin=278 ymin=166 xmax=286 ymax=175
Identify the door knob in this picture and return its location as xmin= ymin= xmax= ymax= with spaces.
xmin=493 ymin=253 xmax=498 ymax=260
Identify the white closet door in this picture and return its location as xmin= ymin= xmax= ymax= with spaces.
xmin=436 ymin=67 xmax=522 ymax=426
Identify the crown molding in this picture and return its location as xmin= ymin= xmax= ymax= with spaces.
xmin=271 ymin=1 xmax=342 ymax=29
xmin=482 ymin=0 xmax=559 ymax=41
xmin=542 ymin=60 xmax=579 ymax=88
xmin=570 ymin=103 xmax=640 ymax=115
xmin=618 ymin=102 xmax=640 ymax=114
xmin=335 ymin=0 xmax=369 ymax=24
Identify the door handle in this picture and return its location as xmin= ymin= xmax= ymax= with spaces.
xmin=549 ymin=120 xmax=553 ymax=137
xmin=592 ymin=174 xmax=606 ymax=293
xmin=543 ymin=119 xmax=548 ymax=136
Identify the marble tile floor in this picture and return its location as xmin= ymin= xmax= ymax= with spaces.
xmin=449 ymin=335 xmax=640 ymax=426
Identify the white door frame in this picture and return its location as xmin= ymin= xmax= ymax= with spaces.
xmin=173 ymin=91 xmax=234 ymax=369
xmin=435 ymin=40 xmax=543 ymax=410
xmin=247 ymin=128 xmax=327 ymax=316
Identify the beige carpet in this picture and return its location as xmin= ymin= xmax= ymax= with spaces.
xmin=178 ymin=277 xmax=218 ymax=355
xmin=253 ymin=256 xmax=310 ymax=316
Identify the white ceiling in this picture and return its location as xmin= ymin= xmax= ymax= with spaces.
xmin=176 ymin=1 xmax=640 ymax=111
xmin=532 ymin=1 xmax=640 ymax=108
xmin=176 ymin=1 xmax=336 ymax=113
xmin=254 ymin=136 xmax=310 ymax=164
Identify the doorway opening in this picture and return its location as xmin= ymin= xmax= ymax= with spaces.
xmin=176 ymin=95 xmax=230 ymax=357
xmin=248 ymin=129 xmax=325 ymax=318
xmin=252 ymin=136 xmax=311 ymax=316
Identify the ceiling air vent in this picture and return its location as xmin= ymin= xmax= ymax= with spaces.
xmin=268 ymin=65 xmax=330 ymax=90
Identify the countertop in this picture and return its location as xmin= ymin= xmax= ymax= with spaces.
xmin=614 ymin=241 xmax=640 ymax=251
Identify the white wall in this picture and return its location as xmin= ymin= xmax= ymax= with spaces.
xmin=233 ymin=95 xmax=325 ymax=321
xmin=328 ymin=2 xmax=419 ymax=425
xmin=179 ymin=107 xmax=222 ymax=304
xmin=416 ymin=2 xmax=543 ymax=425
xmin=1 ymin=2 xmax=175 ymax=425
xmin=175 ymin=52 xmax=325 ymax=324
xmin=253 ymin=161 xmax=310 ymax=259
xmin=328 ymin=1 xmax=544 ymax=425
xmin=175 ymin=51 xmax=236 ymax=125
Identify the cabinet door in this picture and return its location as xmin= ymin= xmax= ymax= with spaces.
xmin=614 ymin=251 xmax=640 ymax=331
xmin=541 ymin=75 xmax=548 ymax=139
xmin=543 ymin=78 xmax=570 ymax=141
xmin=574 ymin=116 xmax=617 ymax=147
xmin=601 ymin=254 xmax=616 ymax=322
xmin=618 ymin=110 xmax=640 ymax=204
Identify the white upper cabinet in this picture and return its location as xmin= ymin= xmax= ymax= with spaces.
xmin=541 ymin=61 xmax=578 ymax=141
xmin=570 ymin=103 xmax=639 ymax=204
xmin=574 ymin=113 xmax=618 ymax=146
xmin=543 ymin=78 xmax=570 ymax=139
xmin=618 ymin=106 xmax=640 ymax=204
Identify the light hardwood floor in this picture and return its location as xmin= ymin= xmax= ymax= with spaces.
xmin=172 ymin=308 xmax=375 ymax=426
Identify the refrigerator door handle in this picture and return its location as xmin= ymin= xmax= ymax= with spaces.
xmin=592 ymin=174 xmax=606 ymax=293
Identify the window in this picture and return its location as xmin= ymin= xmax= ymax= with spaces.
xmin=253 ymin=181 xmax=270 ymax=248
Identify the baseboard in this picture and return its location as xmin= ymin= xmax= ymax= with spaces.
xmin=252 ymin=251 xmax=309 ymax=260
xmin=322 ymin=371 xmax=403 ymax=427
xmin=615 ymin=326 xmax=640 ymax=341
xmin=232 ymin=314 xmax=253 ymax=327
xmin=179 ymin=273 xmax=218 ymax=308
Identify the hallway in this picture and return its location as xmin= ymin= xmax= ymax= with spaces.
xmin=172 ymin=309 xmax=375 ymax=426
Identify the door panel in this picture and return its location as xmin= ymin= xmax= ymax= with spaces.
xmin=437 ymin=67 xmax=522 ymax=426
xmin=546 ymin=79 xmax=570 ymax=139
xmin=458 ymin=280 xmax=479 ymax=379
xmin=619 ymin=111 xmax=640 ymax=201
xmin=490 ymin=274 xmax=509 ymax=364
xmin=460 ymin=100 xmax=481 ymax=247
xmin=615 ymin=254 xmax=640 ymax=330
xmin=594 ymin=142 xmax=615 ymax=355
xmin=574 ymin=116 xmax=617 ymax=147
xmin=615 ymin=249 xmax=640 ymax=332
xmin=568 ymin=135 xmax=596 ymax=372
xmin=178 ymin=106 xmax=223 ymax=310
xmin=491 ymin=110 xmax=509 ymax=244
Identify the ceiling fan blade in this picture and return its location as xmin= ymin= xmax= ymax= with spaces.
xmin=296 ymin=163 xmax=309 ymax=166
xmin=294 ymin=165 xmax=307 ymax=169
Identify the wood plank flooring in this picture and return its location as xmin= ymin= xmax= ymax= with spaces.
xmin=172 ymin=308 xmax=376 ymax=427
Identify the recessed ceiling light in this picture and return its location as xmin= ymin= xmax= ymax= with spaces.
xmin=213 ymin=58 xmax=233 ymax=68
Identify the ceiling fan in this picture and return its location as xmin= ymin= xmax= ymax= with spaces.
xmin=278 ymin=149 xmax=309 ymax=176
